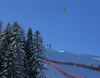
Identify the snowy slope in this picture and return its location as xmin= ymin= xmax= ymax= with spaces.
xmin=59 ymin=64 xmax=100 ymax=78
xmin=44 ymin=48 xmax=100 ymax=67
xmin=44 ymin=48 xmax=100 ymax=78
xmin=44 ymin=64 xmax=69 ymax=78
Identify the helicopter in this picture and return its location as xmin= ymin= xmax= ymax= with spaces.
xmin=63 ymin=8 xmax=66 ymax=13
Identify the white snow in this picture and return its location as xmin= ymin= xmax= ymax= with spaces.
xmin=58 ymin=50 xmax=66 ymax=52
xmin=92 ymin=58 xmax=100 ymax=61
xmin=44 ymin=48 xmax=100 ymax=78
xmin=45 ymin=48 xmax=100 ymax=67
xmin=44 ymin=64 xmax=69 ymax=78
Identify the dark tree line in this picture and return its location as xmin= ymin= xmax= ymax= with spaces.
xmin=0 ymin=21 xmax=46 ymax=78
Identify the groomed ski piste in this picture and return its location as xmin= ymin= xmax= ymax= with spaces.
xmin=43 ymin=48 xmax=100 ymax=78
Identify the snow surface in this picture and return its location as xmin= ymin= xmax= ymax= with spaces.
xmin=44 ymin=64 xmax=69 ymax=78
xmin=44 ymin=48 xmax=100 ymax=78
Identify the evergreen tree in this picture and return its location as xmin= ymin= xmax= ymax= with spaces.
xmin=20 ymin=27 xmax=29 ymax=78
xmin=26 ymin=27 xmax=35 ymax=78
xmin=32 ymin=30 xmax=46 ymax=78
xmin=0 ymin=23 xmax=12 ymax=78
xmin=0 ymin=20 xmax=3 ymax=73
xmin=0 ymin=20 xmax=3 ymax=33
xmin=9 ymin=21 xmax=26 ymax=78
xmin=0 ymin=21 xmax=46 ymax=78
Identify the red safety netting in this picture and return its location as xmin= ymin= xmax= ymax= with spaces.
xmin=40 ymin=59 xmax=86 ymax=78
xmin=46 ymin=59 xmax=100 ymax=72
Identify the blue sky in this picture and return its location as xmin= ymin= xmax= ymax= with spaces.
xmin=0 ymin=0 xmax=100 ymax=56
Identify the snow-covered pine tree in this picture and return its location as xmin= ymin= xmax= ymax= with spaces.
xmin=26 ymin=27 xmax=35 ymax=78
xmin=32 ymin=30 xmax=46 ymax=78
xmin=0 ymin=23 xmax=12 ymax=78
xmin=0 ymin=20 xmax=3 ymax=72
xmin=0 ymin=20 xmax=3 ymax=33
xmin=9 ymin=21 xmax=26 ymax=78
xmin=19 ymin=27 xmax=29 ymax=78
xmin=0 ymin=21 xmax=3 ymax=77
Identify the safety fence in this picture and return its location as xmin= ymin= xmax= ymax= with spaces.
xmin=40 ymin=59 xmax=86 ymax=78
xmin=76 ymin=64 xmax=100 ymax=71
xmin=47 ymin=59 xmax=75 ymax=66
xmin=45 ymin=59 xmax=100 ymax=72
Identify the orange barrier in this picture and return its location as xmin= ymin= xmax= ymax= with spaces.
xmin=40 ymin=59 xmax=86 ymax=78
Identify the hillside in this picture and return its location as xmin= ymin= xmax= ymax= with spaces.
xmin=44 ymin=48 xmax=100 ymax=78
